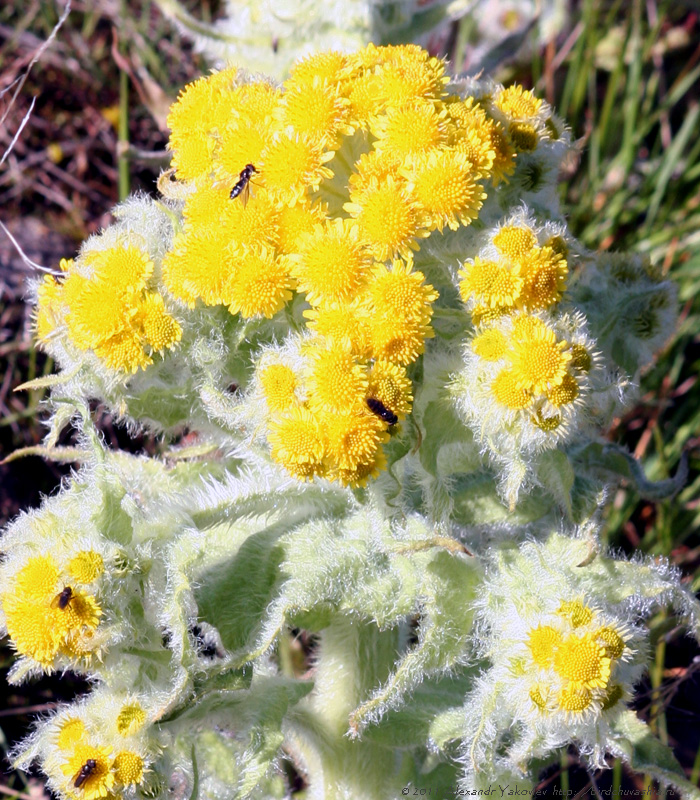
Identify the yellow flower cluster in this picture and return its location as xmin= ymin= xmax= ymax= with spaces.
xmin=525 ymin=599 xmax=628 ymax=715
xmin=471 ymin=315 xmax=589 ymax=429
xmin=491 ymin=84 xmax=563 ymax=153
xmin=56 ymin=713 xmax=145 ymax=800
xmin=2 ymin=553 xmax=103 ymax=667
xmin=459 ymin=224 xmax=568 ymax=314
xmin=162 ymin=44 xmax=516 ymax=484
xmin=36 ymin=247 xmax=182 ymax=373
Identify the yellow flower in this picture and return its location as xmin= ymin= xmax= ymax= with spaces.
xmin=508 ymin=122 xmax=539 ymax=152
xmin=276 ymin=199 xmax=327 ymax=254
xmin=60 ymin=246 xmax=179 ymax=373
xmin=305 ymin=346 xmax=369 ymax=414
xmin=490 ymin=370 xmax=533 ymax=410
xmin=404 ymin=150 xmax=485 ymax=232
xmin=279 ymin=78 xmax=352 ymax=146
xmin=162 ymin=229 xmax=237 ymax=308
xmin=553 ymin=633 xmax=611 ymax=690
xmin=57 ymin=718 xmax=87 ymax=751
xmin=345 ymin=176 xmax=425 ymax=262
xmin=365 ymin=261 xmax=436 ymax=325
xmin=495 ymin=85 xmax=543 ymax=120
xmin=260 ymin=132 xmax=334 ymax=204
xmin=268 ymin=407 xmax=327 ymax=481
xmin=557 ymin=685 xmax=593 ymax=713
xmin=112 ymin=751 xmax=145 ymax=786
xmin=370 ymin=101 xmax=448 ymax=160
xmin=325 ymin=411 xmax=388 ymax=471
xmin=68 ymin=552 xmax=104 ymax=584
xmin=289 ymin=51 xmax=349 ymax=87
xmin=492 ymin=226 xmax=537 ymax=260
xmin=366 ymin=361 xmax=412 ymax=419
xmin=331 ymin=446 xmax=388 ymax=488
xmin=303 ymin=302 xmax=370 ymax=354
xmin=518 ymin=246 xmax=568 ymax=310
xmin=116 ymin=703 xmax=147 ymax=736
xmin=226 ymin=246 xmax=293 ymax=319
xmin=35 ymin=274 xmax=65 ymax=340
xmin=527 ymin=625 xmax=562 ymax=668
xmin=2 ymin=555 xmax=102 ymax=666
xmin=472 ymin=329 xmax=508 ymax=361
xmin=292 ymin=219 xmax=372 ymax=307
xmin=260 ymin=363 xmax=300 ymax=413
xmin=61 ymin=743 xmax=114 ymax=800
xmin=546 ymin=373 xmax=580 ymax=408
xmin=557 ymin=599 xmax=593 ymax=628
xmin=598 ymin=627 xmax=626 ymax=660
xmin=507 ymin=322 xmax=572 ymax=394
xmin=459 ymin=258 xmax=523 ymax=309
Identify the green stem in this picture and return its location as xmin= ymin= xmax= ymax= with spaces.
xmin=118 ymin=0 xmax=130 ymax=201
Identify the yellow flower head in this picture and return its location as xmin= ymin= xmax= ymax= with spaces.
xmin=507 ymin=321 xmax=572 ymax=395
xmin=2 ymin=555 xmax=102 ymax=667
xmin=276 ymin=199 xmax=328 ymax=254
xmin=61 ymin=743 xmax=114 ymax=800
xmin=490 ymin=370 xmax=533 ymax=410
xmin=292 ymin=219 xmax=371 ymax=307
xmin=112 ymin=751 xmax=145 ymax=786
xmin=553 ymin=633 xmax=611 ymax=689
xmin=279 ymin=78 xmax=352 ymax=146
xmin=226 ymin=246 xmax=293 ymax=319
xmin=36 ymin=274 xmax=65 ymax=340
xmin=557 ymin=599 xmax=593 ymax=628
xmin=518 ymin=246 xmax=568 ymax=310
xmin=492 ymin=225 xmax=537 ymax=260
xmin=303 ymin=302 xmax=370 ymax=354
xmin=305 ymin=345 xmax=369 ymax=415
xmin=68 ymin=552 xmax=104 ymax=585
xmin=370 ymin=101 xmax=448 ymax=159
xmin=404 ymin=150 xmax=485 ymax=232
xmin=459 ymin=258 xmax=523 ymax=309
xmin=325 ymin=411 xmax=388 ymax=471
xmin=116 ymin=703 xmax=147 ymax=736
xmin=345 ymin=177 xmax=424 ymax=262
xmin=260 ymin=132 xmax=334 ymax=203
xmin=495 ymin=85 xmax=543 ymax=120
xmin=289 ymin=51 xmax=349 ymax=87
xmin=259 ymin=363 xmax=300 ymax=413
xmin=367 ymin=361 xmax=413 ymax=419
xmin=268 ymin=406 xmax=327 ymax=481
xmin=527 ymin=625 xmax=562 ymax=668
xmin=57 ymin=718 xmax=87 ymax=751
xmin=472 ymin=328 xmax=508 ymax=361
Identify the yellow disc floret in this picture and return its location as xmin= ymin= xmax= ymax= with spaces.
xmin=292 ymin=219 xmax=372 ymax=307
xmin=553 ymin=633 xmax=611 ymax=689
xmin=68 ymin=552 xmax=104 ymax=584
xmin=116 ymin=704 xmax=147 ymax=737
xmin=306 ymin=346 xmax=369 ymax=414
xmin=260 ymin=364 xmax=299 ymax=412
xmin=268 ymin=407 xmax=327 ymax=481
xmin=527 ymin=625 xmax=562 ymax=668
xmin=112 ymin=751 xmax=145 ymax=786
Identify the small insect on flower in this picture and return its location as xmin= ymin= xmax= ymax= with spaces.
xmin=366 ymin=397 xmax=398 ymax=426
xmin=73 ymin=758 xmax=97 ymax=789
xmin=230 ymin=163 xmax=258 ymax=205
xmin=51 ymin=586 xmax=74 ymax=610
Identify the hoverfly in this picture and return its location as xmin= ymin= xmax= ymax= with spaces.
xmin=230 ymin=164 xmax=257 ymax=205
xmin=366 ymin=397 xmax=398 ymax=427
xmin=51 ymin=586 xmax=74 ymax=610
xmin=73 ymin=759 xmax=97 ymax=789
